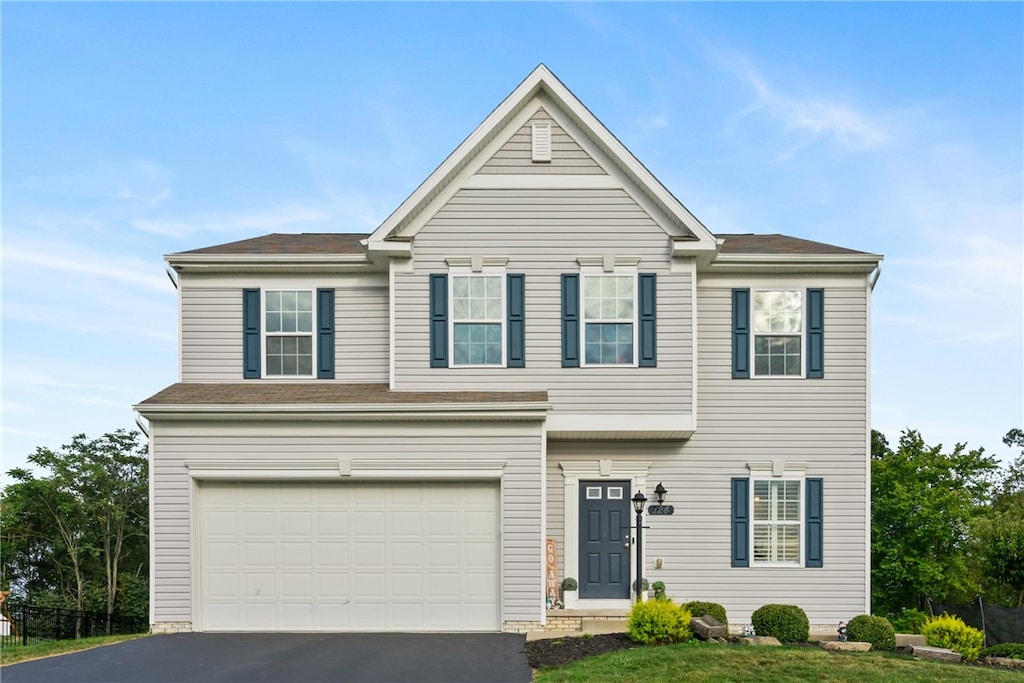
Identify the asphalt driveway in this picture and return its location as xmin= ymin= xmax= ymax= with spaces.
xmin=2 ymin=632 xmax=532 ymax=683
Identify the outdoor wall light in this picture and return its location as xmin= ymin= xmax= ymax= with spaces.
xmin=654 ymin=482 xmax=667 ymax=505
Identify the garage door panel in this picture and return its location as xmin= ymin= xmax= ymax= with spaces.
xmin=198 ymin=481 xmax=499 ymax=631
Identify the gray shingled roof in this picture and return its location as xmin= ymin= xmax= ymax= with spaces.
xmin=138 ymin=383 xmax=548 ymax=406
xmin=176 ymin=233 xmax=369 ymax=256
xmin=717 ymin=234 xmax=870 ymax=256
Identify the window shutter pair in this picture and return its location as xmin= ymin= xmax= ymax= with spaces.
xmin=731 ymin=288 xmax=824 ymax=378
xmin=730 ymin=477 xmax=824 ymax=568
xmin=241 ymin=289 xmax=335 ymax=379
xmin=560 ymin=273 xmax=657 ymax=367
xmin=429 ymin=274 xmax=526 ymax=368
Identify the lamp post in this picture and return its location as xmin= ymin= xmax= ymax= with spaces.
xmin=631 ymin=491 xmax=647 ymax=601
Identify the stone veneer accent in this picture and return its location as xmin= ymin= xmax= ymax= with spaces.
xmin=152 ymin=621 xmax=193 ymax=634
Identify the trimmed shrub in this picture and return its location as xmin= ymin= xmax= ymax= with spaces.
xmin=751 ymin=604 xmax=809 ymax=643
xmin=846 ymin=614 xmax=896 ymax=651
xmin=921 ymin=613 xmax=985 ymax=662
xmin=979 ymin=643 xmax=1024 ymax=660
xmin=889 ymin=607 xmax=929 ymax=634
xmin=683 ymin=601 xmax=729 ymax=629
xmin=652 ymin=581 xmax=666 ymax=601
xmin=628 ymin=598 xmax=692 ymax=645
xmin=560 ymin=577 xmax=577 ymax=591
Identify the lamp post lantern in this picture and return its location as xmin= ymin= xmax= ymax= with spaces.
xmin=631 ymin=491 xmax=647 ymax=600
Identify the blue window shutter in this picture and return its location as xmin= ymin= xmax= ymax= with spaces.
xmin=242 ymin=289 xmax=261 ymax=379
xmin=807 ymin=288 xmax=824 ymax=378
xmin=731 ymin=478 xmax=750 ymax=567
xmin=805 ymin=478 xmax=824 ymax=567
xmin=561 ymin=274 xmax=580 ymax=367
xmin=732 ymin=289 xmax=750 ymax=379
xmin=316 ymin=288 xmax=335 ymax=379
xmin=507 ymin=274 xmax=525 ymax=368
xmin=429 ymin=274 xmax=448 ymax=368
xmin=638 ymin=273 xmax=657 ymax=367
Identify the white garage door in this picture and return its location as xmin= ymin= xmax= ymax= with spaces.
xmin=197 ymin=481 xmax=500 ymax=631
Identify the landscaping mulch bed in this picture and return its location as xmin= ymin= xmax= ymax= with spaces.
xmin=526 ymin=633 xmax=642 ymax=668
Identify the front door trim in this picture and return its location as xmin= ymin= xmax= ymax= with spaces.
xmin=559 ymin=460 xmax=650 ymax=606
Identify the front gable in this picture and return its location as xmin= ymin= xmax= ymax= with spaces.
xmin=366 ymin=65 xmax=718 ymax=260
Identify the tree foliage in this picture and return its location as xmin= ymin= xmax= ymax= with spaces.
xmin=871 ymin=428 xmax=998 ymax=614
xmin=1 ymin=430 xmax=149 ymax=621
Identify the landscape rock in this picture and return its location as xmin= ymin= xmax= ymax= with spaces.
xmin=895 ymin=633 xmax=926 ymax=647
xmin=910 ymin=645 xmax=961 ymax=663
xmin=738 ymin=636 xmax=781 ymax=646
xmin=691 ymin=615 xmax=728 ymax=640
xmin=821 ymin=641 xmax=871 ymax=652
xmin=987 ymin=656 xmax=1024 ymax=669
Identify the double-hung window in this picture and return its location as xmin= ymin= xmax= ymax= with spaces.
xmin=264 ymin=290 xmax=315 ymax=376
xmin=752 ymin=479 xmax=801 ymax=564
xmin=732 ymin=287 xmax=823 ymax=379
xmin=242 ymin=288 xmax=333 ymax=379
xmin=451 ymin=275 xmax=503 ymax=365
xmin=753 ymin=290 xmax=802 ymax=376
xmin=582 ymin=275 xmax=635 ymax=365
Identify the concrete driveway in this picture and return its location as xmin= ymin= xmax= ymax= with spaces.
xmin=2 ymin=632 xmax=532 ymax=683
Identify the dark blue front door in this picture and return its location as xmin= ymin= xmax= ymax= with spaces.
xmin=579 ymin=480 xmax=631 ymax=599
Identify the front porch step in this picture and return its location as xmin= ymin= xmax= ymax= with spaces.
xmin=581 ymin=618 xmax=629 ymax=634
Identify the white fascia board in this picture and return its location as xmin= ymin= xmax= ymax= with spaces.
xmin=167 ymin=253 xmax=377 ymax=274
xmin=546 ymin=412 xmax=694 ymax=440
xmin=703 ymin=253 xmax=883 ymax=275
xmin=134 ymin=401 xmax=551 ymax=422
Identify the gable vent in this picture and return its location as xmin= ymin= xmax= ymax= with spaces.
xmin=531 ymin=122 xmax=552 ymax=162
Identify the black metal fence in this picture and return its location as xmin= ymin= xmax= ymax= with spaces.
xmin=0 ymin=603 xmax=148 ymax=647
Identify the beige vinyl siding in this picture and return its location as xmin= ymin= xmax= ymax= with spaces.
xmin=543 ymin=280 xmax=870 ymax=626
xmin=180 ymin=283 xmax=388 ymax=384
xmin=150 ymin=420 xmax=544 ymax=627
xmin=393 ymin=187 xmax=693 ymax=415
xmin=478 ymin=108 xmax=605 ymax=175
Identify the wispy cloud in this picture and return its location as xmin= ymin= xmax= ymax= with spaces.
xmin=19 ymin=159 xmax=172 ymax=209
xmin=133 ymin=204 xmax=332 ymax=239
xmin=3 ymin=243 xmax=170 ymax=292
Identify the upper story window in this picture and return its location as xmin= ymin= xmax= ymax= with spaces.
xmin=582 ymin=275 xmax=635 ymax=365
xmin=732 ymin=287 xmax=823 ymax=379
xmin=752 ymin=479 xmax=801 ymax=564
xmin=264 ymin=290 xmax=315 ymax=376
xmin=753 ymin=290 xmax=802 ymax=376
xmin=242 ymin=288 xmax=334 ymax=380
xmin=452 ymin=275 xmax=503 ymax=365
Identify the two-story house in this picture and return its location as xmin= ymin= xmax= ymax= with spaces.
xmin=136 ymin=65 xmax=882 ymax=635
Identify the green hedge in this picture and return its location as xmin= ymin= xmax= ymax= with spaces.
xmin=979 ymin=642 xmax=1024 ymax=659
xmin=683 ymin=601 xmax=728 ymax=629
xmin=846 ymin=614 xmax=896 ymax=651
xmin=921 ymin=613 xmax=984 ymax=662
xmin=751 ymin=604 xmax=809 ymax=643
xmin=628 ymin=599 xmax=692 ymax=645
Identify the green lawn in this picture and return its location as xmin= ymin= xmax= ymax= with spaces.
xmin=0 ymin=634 xmax=151 ymax=666
xmin=533 ymin=641 xmax=1022 ymax=683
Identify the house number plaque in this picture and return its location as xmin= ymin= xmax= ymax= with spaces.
xmin=647 ymin=505 xmax=675 ymax=515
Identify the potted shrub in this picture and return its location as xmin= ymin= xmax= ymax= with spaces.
xmin=560 ymin=577 xmax=578 ymax=609
xmin=652 ymin=581 xmax=667 ymax=601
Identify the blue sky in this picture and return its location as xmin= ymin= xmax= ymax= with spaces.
xmin=3 ymin=3 xmax=1022 ymax=479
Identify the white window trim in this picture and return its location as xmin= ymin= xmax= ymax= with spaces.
xmin=261 ymin=287 xmax=316 ymax=379
xmin=747 ymin=461 xmax=807 ymax=567
xmin=751 ymin=287 xmax=806 ymax=379
xmin=579 ymin=267 xmax=639 ymax=368
xmin=448 ymin=267 xmax=507 ymax=368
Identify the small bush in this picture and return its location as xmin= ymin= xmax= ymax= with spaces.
xmin=750 ymin=604 xmax=809 ymax=643
xmin=889 ymin=607 xmax=929 ymax=634
xmin=683 ymin=601 xmax=729 ymax=629
xmin=560 ymin=577 xmax=577 ymax=591
xmin=921 ymin=613 xmax=985 ymax=662
xmin=652 ymin=581 xmax=666 ymax=601
xmin=979 ymin=642 xmax=1024 ymax=659
xmin=846 ymin=614 xmax=896 ymax=651
xmin=628 ymin=598 xmax=692 ymax=645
